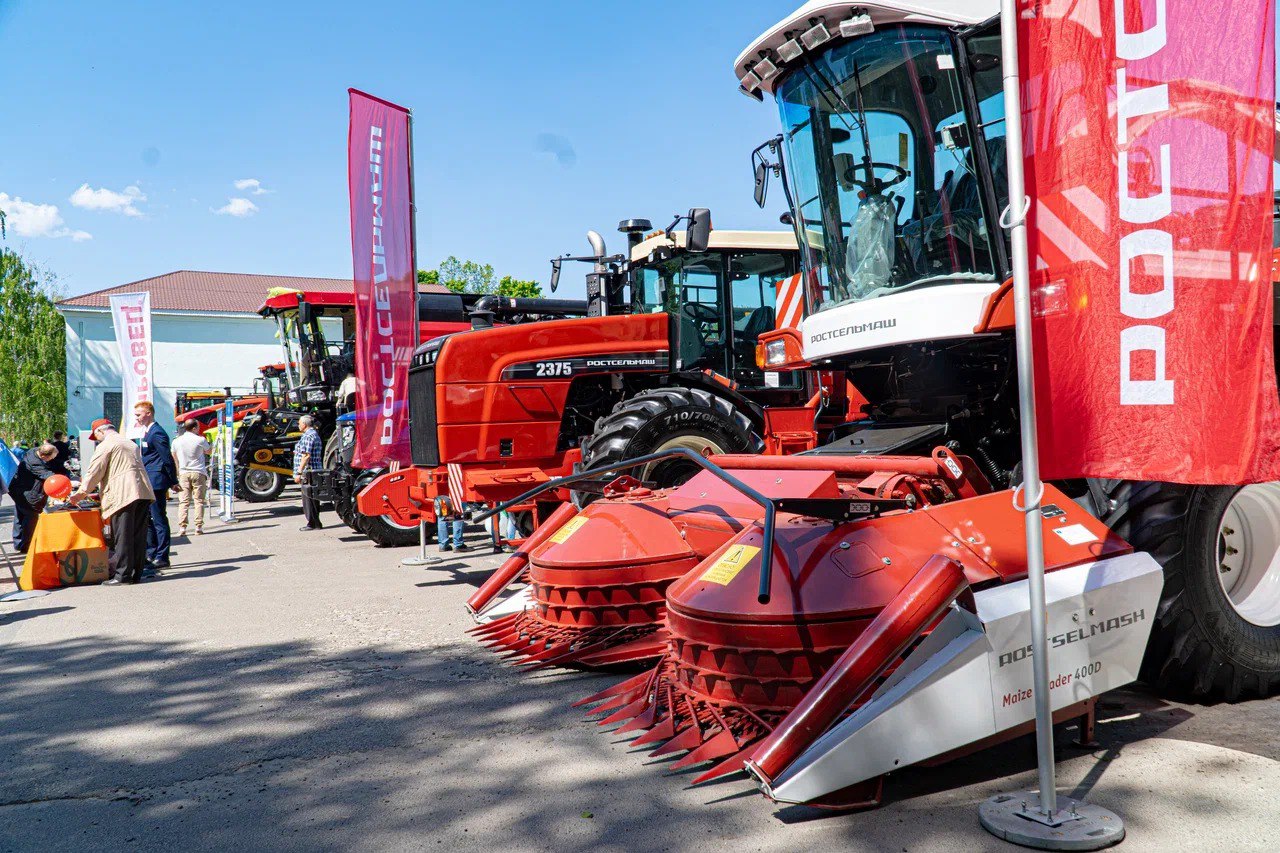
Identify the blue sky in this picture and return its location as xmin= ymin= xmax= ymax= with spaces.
xmin=0 ymin=1 xmax=795 ymax=299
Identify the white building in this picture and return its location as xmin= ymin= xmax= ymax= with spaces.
xmin=56 ymin=271 xmax=359 ymax=432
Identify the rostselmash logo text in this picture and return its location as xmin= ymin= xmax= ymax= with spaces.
xmin=369 ymin=124 xmax=397 ymax=446
xmin=998 ymin=609 xmax=1146 ymax=668
xmin=584 ymin=358 xmax=659 ymax=368
xmin=1114 ymin=6 xmax=1174 ymax=406
xmin=809 ymin=318 xmax=897 ymax=344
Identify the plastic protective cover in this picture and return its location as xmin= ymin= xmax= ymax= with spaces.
xmin=1021 ymin=0 xmax=1280 ymax=482
xmin=845 ymin=193 xmax=898 ymax=300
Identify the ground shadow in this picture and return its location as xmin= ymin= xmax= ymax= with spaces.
xmin=0 ymin=605 xmax=74 ymax=625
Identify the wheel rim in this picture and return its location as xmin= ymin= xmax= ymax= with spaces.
xmin=244 ymin=469 xmax=279 ymax=495
xmin=376 ymin=515 xmax=418 ymax=531
xmin=641 ymin=434 xmax=727 ymax=487
xmin=1216 ymin=483 xmax=1280 ymax=627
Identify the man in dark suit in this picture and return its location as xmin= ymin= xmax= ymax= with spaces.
xmin=133 ymin=401 xmax=178 ymax=570
xmin=6 ymin=442 xmax=67 ymax=553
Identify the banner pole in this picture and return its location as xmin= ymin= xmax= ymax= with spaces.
xmin=979 ymin=1 xmax=1123 ymax=847
xmin=407 ymin=108 xmax=421 ymax=352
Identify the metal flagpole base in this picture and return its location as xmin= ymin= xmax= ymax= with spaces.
xmin=979 ymin=793 xmax=1124 ymax=851
xmin=401 ymin=555 xmax=443 ymax=566
xmin=400 ymin=519 xmax=442 ymax=566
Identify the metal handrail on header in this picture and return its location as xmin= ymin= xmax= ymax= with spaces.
xmin=468 ymin=448 xmax=781 ymax=604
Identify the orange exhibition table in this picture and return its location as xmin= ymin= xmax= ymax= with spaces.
xmin=19 ymin=508 xmax=110 ymax=591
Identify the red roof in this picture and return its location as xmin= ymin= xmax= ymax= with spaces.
xmin=57 ymin=270 xmax=449 ymax=314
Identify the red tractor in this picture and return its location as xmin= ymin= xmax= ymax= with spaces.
xmin=356 ymin=215 xmax=863 ymax=543
xmin=259 ymin=285 xmax=597 ymax=538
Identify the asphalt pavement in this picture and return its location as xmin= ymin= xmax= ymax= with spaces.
xmin=0 ymin=492 xmax=1277 ymax=852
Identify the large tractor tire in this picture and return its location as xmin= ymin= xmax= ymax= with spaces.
xmin=1098 ymin=480 xmax=1280 ymax=700
xmin=361 ymin=512 xmax=423 ymax=548
xmin=236 ymin=467 xmax=286 ymax=503
xmin=578 ymin=387 xmax=762 ymax=498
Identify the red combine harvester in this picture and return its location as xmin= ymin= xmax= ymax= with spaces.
xmin=356 ymin=217 xmax=862 ymax=542
xmin=468 ymin=0 xmax=1280 ymax=810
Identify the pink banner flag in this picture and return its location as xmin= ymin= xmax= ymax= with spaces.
xmin=1022 ymin=0 xmax=1280 ymax=483
xmin=348 ymin=89 xmax=416 ymax=468
xmin=108 ymin=292 xmax=153 ymax=440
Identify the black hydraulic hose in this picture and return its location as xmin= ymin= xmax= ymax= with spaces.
xmin=473 ymin=295 xmax=590 ymax=317
xmin=469 ymin=448 xmax=780 ymax=604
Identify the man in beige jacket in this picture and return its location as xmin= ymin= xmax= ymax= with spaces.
xmin=69 ymin=418 xmax=156 ymax=585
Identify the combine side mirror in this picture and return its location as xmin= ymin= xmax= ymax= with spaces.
xmin=753 ymin=161 xmax=770 ymax=208
xmin=550 ymin=258 xmax=562 ymax=293
xmin=297 ymin=301 xmax=314 ymax=326
xmin=687 ymin=208 xmax=712 ymax=254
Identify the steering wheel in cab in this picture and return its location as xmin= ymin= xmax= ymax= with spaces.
xmin=682 ymin=301 xmax=721 ymax=342
xmin=840 ymin=158 xmax=910 ymax=196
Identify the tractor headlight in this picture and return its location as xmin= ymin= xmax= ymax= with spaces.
xmin=765 ymin=339 xmax=788 ymax=367
xmin=341 ymin=424 xmax=355 ymax=449
xmin=306 ymin=389 xmax=327 ymax=403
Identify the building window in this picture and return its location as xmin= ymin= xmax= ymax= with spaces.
xmin=103 ymin=391 xmax=122 ymax=427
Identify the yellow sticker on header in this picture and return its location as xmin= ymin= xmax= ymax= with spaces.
xmin=700 ymin=545 xmax=762 ymax=586
xmin=549 ymin=516 xmax=589 ymax=545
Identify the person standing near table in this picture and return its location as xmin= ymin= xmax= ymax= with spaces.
xmin=68 ymin=420 xmax=154 ymax=585
xmin=171 ymin=419 xmax=210 ymax=536
xmin=293 ymin=415 xmax=324 ymax=531
xmin=6 ymin=442 xmax=65 ymax=553
xmin=133 ymin=401 xmax=178 ymax=569
xmin=50 ymin=432 xmax=71 ymax=469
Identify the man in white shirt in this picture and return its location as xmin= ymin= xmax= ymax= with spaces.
xmin=171 ymin=419 xmax=210 ymax=536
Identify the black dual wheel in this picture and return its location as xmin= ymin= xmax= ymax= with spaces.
xmin=1098 ymin=480 xmax=1280 ymax=699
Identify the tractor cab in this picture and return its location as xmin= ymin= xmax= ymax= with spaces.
xmin=623 ymin=227 xmax=804 ymax=397
xmin=258 ymin=290 xmax=357 ymax=413
xmin=548 ymin=212 xmax=804 ymax=399
xmin=251 ymin=363 xmax=290 ymax=410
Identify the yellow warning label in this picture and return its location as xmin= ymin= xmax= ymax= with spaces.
xmin=548 ymin=516 xmax=589 ymax=545
xmin=699 ymin=545 xmax=761 ymax=586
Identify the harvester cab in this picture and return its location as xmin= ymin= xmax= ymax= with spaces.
xmin=470 ymin=0 xmax=1280 ymax=812
xmin=745 ymin=5 xmax=1022 ymax=476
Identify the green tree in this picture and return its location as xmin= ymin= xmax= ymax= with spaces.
xmin=496 ymin=275 xmax=543 ymax=298
xmin=419 ymin=259 xmax=543 ymax=297
xmin=437 ymin=256 xmax=497 ymax=295
xmin=0 ymin=249 xmax=66 ymax=443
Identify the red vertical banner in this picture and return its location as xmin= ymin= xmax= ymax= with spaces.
xmin=1022 ymin=0 xmax=1280 ymax=483
xmin=348 ymin=89 xmax=416 ymax=468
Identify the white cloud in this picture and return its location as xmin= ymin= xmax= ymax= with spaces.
xmin=0 ymin=192 xmax=93 ymax=241
xmin=213 ymin=197 xmax=258 ymax=217
xmin=233 ymin=178 xmax=271 ymax=195
xmin=69 ymin=183 xmax=146 ymax=216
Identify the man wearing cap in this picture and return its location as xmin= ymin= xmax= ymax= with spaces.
xmin=68 ymin=419 xmax=155 ymax=586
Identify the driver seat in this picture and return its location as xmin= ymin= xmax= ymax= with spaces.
xmin=741 ymin=306 xmax=776 ymax=342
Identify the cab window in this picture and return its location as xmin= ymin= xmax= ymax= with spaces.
xmin=728 ymin=252 xmax=801 ymax=389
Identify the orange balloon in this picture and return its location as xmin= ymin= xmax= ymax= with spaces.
xmin=43 ymin=474 xmax=72 ymax=499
